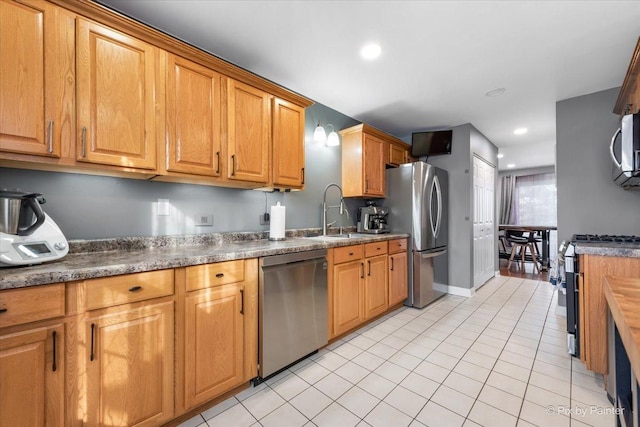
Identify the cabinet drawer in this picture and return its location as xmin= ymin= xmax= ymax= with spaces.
xmin=333 ymin=245 xmax=364 ymax=265
xmin=365 ymin=241 xmax=388 ymax=257
xmin=0 ymin=284 xmax=65 ymax=328
xmin=388 ymin=238 xmax=407 ymax=254
xmin=185 ymin=260 xmax=245 ymax=292
xmin=85 ymin=270 xmax=174 ymax=311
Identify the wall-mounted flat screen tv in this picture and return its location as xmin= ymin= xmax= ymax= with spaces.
xmin=411 ymin=130 xmax=453 ymax=157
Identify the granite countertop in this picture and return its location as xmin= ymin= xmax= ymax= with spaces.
xmin=574 ymin=242 xmax=640 ymax=258
xmin=0 ymin=230 xmax=409 ymax=290
xmin=602 ymin=276 xmax=640 ymax=382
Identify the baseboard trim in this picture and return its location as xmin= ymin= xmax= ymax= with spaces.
xmin=446 ymin=285 xmax=475 ymax=298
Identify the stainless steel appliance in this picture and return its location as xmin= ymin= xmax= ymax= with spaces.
xmin=566 ymin=234 xmax=640 ymax=358
xmin=0 ymin=190 xmax=68 ymax=267
xmin=384 ymin=162 xmax=448 ymax=308
xmin=257 ymin=249 xmax=328 ymax=382
xmin=356 ymin=202 xmax=390 ymax=234
xmin=610 ymin=112 xmax=640 ymax=188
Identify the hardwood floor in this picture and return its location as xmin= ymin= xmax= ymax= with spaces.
xmin=498 ymin=258 xmax=550 ymax=281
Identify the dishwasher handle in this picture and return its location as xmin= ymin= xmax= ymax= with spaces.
xmin=261 ymin=249 xmax=327 ymax=267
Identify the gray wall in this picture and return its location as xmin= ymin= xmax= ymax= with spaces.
xmin=419 ymin=124 xmax=498 ymax=290
xmin=556 ymin=87 xmax=640 ymax=241
xmin=0 ymin=102 xmax=359 ymax=239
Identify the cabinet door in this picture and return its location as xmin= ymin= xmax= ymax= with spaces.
xmin=183 ymin=283 xmax=244 ymax=409
xmin=388 ymin=252 xmax=408 ymax=307
xmin=227 ymin=79 xmax=270 ymax=183
xmin=364 ymin=255 xmax=388 ymax=319
xmin=272 ymin=98 xmax=305 ymax=188
xmin=76 ymin=19 xmax=157 ymax=170
xmin=363 ymin=134 xmax=385 ymax=196
xmin=389 ymin=143 xmax=408 ymax=167
xmin=85 ymin=301 xmax=174 ymax=427
xmin=166 ymin=54 xmax=222 ymax=176
xmin=0 ymin=0 xmax=74 ymax=157
xmin=333 ymin=260 xmax=364 ymax=336
xmin=0 ymin=323 xmax=64 ymax=427
xmin=582 ymin=255 xmax=640 ymax=375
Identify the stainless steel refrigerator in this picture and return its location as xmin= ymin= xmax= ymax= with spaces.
xmin=384 ymin=162 xmax=448 ymax=308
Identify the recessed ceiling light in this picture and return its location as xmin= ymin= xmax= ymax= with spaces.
xmin=360 ymin=43 xmax=381 ymax=60
xmin=507 ymin=163 xmax=516 ymax=168
xmin=485 ymin=88 xmax=506 ymax=97
xmin=514 ymin=128 xmax=528 ymax=135
xmin=497 ymin=153 xmax=504 ymax=159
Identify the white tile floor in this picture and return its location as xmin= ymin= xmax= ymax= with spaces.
xmin=179 ymin=276 xmax=614 ymax=427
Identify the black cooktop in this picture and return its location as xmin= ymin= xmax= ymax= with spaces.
xmin=573 ymin=234 xmax=640 ymax=244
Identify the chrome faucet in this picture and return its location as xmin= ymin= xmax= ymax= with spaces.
xmin=323 ymin=183 xmax=349 ymax=235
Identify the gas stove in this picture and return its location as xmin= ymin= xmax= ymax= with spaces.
xmin=573 ymin=234 xmax=640 ymax=244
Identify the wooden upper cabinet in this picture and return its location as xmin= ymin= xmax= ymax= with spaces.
xmin=0 ymin=323 xmax=64 ymax=427
xmin=614 ymin=37 xmax=640 ymax=115
xmin=0 ymin=0 xmax=74 ymax=158
xmin=362 ymin=134 xmax=385 ymax=197
xmin=272 ymin=98 xmax=305 ymax=188
xmin=341 ymin=124 xmax=407 ymax=198
xmin=76 ymin=18 xmax=157 ymax=170
xmin=227 ymin=79 xmax=271 ymax=184
xmin=389 ymin=143 xmax=409 ymax=167
xmin=166 ymin=54 xmax=222 ymax=176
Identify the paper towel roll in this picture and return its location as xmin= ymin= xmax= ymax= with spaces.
xmin=269 ymin=202 xmax=286 ymax=240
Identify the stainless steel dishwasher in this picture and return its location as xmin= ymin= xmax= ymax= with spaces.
xmin=257 ymin=249 xmax=328 ymax=382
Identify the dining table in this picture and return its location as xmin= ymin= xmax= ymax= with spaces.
xmin=498 ymin=224 xmax=557 ymax=271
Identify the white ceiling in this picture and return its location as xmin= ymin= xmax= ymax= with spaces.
xmin=99 ymin=0 xmax=640 ymax=171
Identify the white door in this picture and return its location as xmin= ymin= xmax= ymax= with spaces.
xmin=473 ymin=156 xmax=495 ymax=288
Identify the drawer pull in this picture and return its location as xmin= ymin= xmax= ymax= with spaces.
xmin=0 ymin=308 xmax=7 ymax=314
xmin=349 ymin=252 xmax=354 ymax=256
xmin=52 ymin=331 xmax=57 ymax=372
xmin=90 ymin=323 xmax=95 ymax=362
xmin=128 ymin=286 xmax=143 ymax=292
xmin=240 ymin=289 xmax=244 ymax=315
xmin=216 ymin=273 xmax=224 ymax=278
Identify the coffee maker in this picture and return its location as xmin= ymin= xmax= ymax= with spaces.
xmin=357 ymin=202 xmax=390 ymax=234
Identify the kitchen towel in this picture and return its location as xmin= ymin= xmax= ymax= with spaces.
xmin=269 ymin=202 xmax=286 ymax=240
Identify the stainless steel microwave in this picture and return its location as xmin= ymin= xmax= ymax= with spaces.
xmin=610 ymin=112 xmax=640 ymax=188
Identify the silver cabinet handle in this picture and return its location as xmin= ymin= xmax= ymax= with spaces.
xmin=47 ymin=120 xmax=54 ymax=153
xmin=81 ymin=126 xmax=87 ymax=158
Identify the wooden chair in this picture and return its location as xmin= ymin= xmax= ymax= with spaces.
xmin=506 ymin=231 xmax=541 ymax=273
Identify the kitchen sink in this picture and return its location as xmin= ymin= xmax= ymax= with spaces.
xmin=303 ymin=233 xmax=371 ymax=240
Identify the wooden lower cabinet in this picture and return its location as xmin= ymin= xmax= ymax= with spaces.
xmin=364 ymin=255 xmax=388 ymax=319
xmin=388 ymin=251 xmax=408 ymax=307
xmin=0 ymin=322 xmax=64 ymax=427
xmin=333 ymin=260 xmax=365 ymax=337
xmin=183 ymin=283 xmax=244 ymax=409
xmin=580 ymin=254 xmax=640 ymax=375
xmin=176 ymin=259 xmax=258 ymax=413
xmin=82 ymin=300 xmax=174 ymax=427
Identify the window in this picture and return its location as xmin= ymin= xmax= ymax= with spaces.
xmin=513 ymin=172 xmax=558 ymax=259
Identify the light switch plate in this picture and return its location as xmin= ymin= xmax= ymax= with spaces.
xmin=195 ymin=214 xmax=213 ymax=227
xmin=157 ymin=199 xmax=170 ymax=216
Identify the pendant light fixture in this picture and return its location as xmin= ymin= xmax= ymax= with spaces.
xmin=313 ymin=123 xmax=327 ymax=144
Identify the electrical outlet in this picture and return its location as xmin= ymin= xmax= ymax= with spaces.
xmin=259 ymin=213 xmax=270 ymax=225
xmin=195 ymin=214 xmax=213 ymax=227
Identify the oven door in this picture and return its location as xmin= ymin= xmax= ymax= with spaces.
xmin=565 ymin=246 xmax=580 ymax=357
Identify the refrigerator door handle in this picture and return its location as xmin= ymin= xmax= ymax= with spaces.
xmin=434 ymin=175 xmax=442 ymax=238
xmin=429 ymin=177 xmax=437 ymax=238
xmin=418 ymin=248 xmax=447 ymax=258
